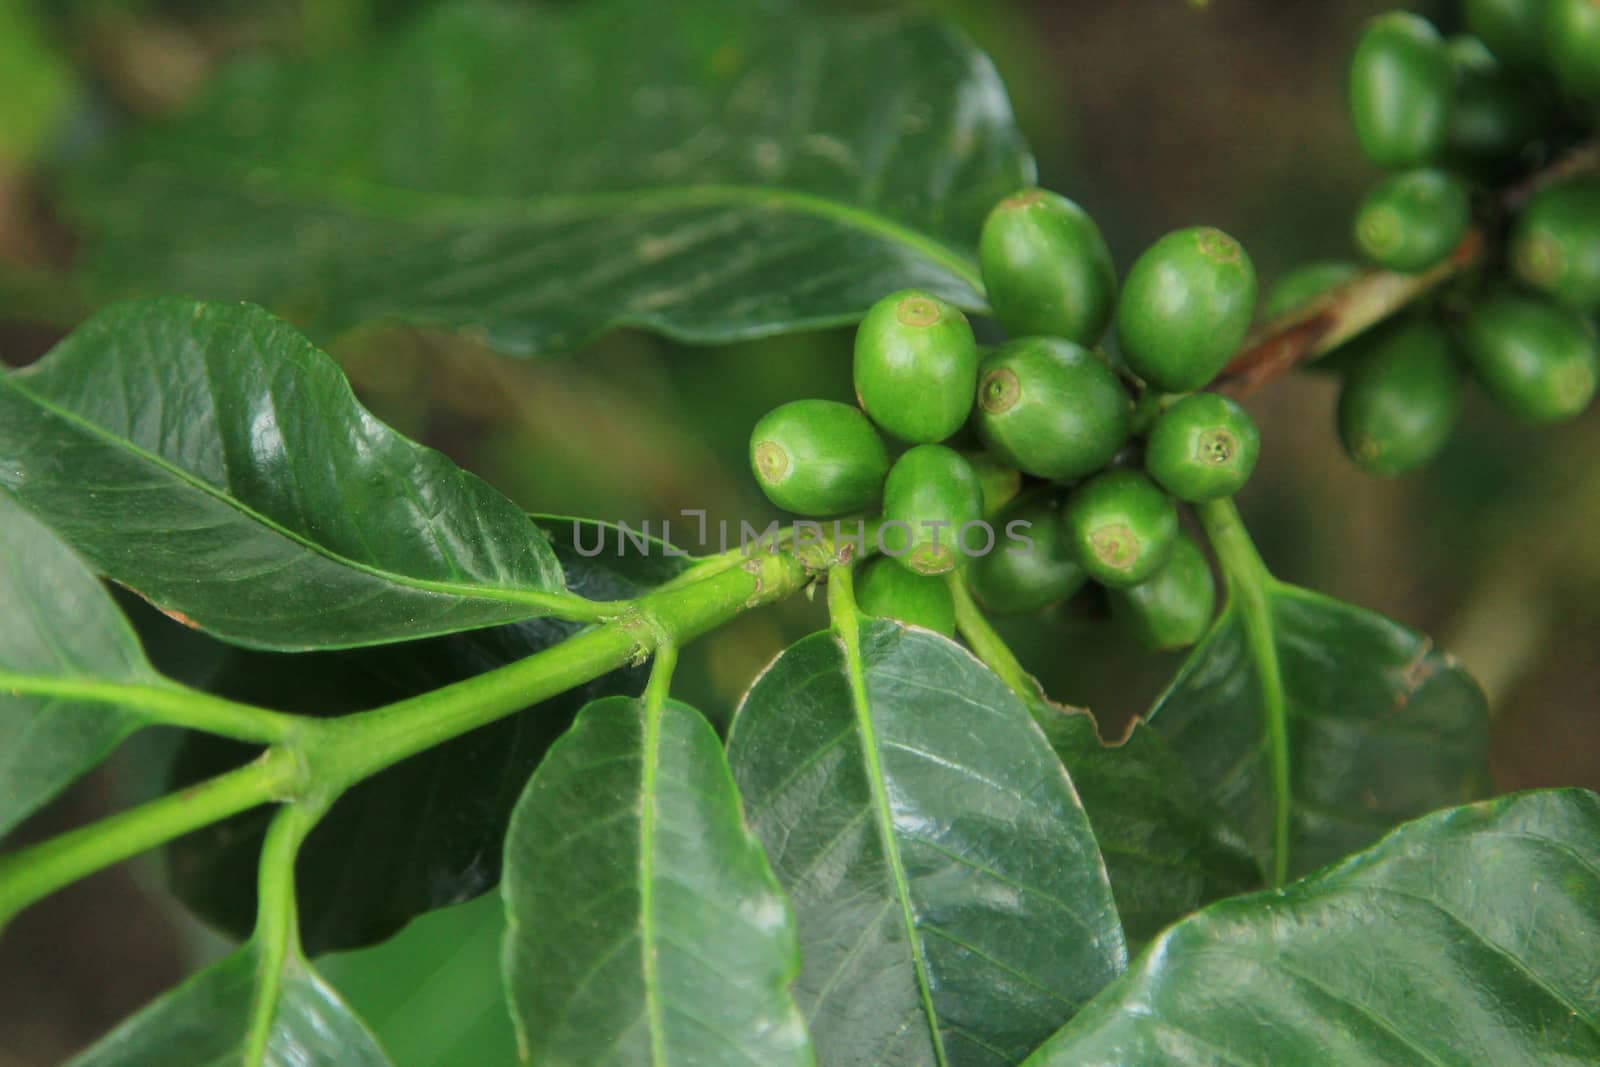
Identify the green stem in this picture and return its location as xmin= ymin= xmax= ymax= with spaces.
xmin=306 ymin=547 xmax=812 ymax=793
xmin=0 ymin=747 xmax=304 ymax=930
xmin=243 ymin=798 xmax=328 ymax=1065
xmin=0 ymin=673 xmax=299 ymax=744
xmin=1196 ymin=498 xmax=1290 ymax=888
xmin=946 ymin=571 xmax=1043 ymax=708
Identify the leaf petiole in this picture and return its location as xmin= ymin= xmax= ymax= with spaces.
xmin=0 ymin=746 xmax=305 ymax=932
xmin=1195 ymin=497 xmax=1290 ymax=887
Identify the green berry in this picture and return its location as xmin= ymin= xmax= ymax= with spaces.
xmin=1108 ymin=534 xmax=1216 ymax=652
xmin=1337 ymin=315 xmax=1464 ymax=476
xmin=1544 ymin=0 xmax=1600 ymax=99
xmin=1115 ymin=227 xmax=1258 ymax=392
xmin=973 ymin=338 xmax=1131 ymax=480
xmin=881 ymin=444 xmax=985 ymax=575
xmin=1353 ymin=169 xmax=1472 ymax=273
xmin=856 ymin=557 xmax=956 ymax=636
xmin=750 ymin=399 xmax=888 ymax=515
xmin=1465 ymin=0 xmax=1548 ymax=69
xmin=1348 ymin=12 xmax=1454 ymax=168
xmin=1511 ymin=178 xmax=1600 ymax=313
xmin=853 ymin=289 xmax=978 ymax=444
xmin=1444 ymin=37 xmax=1552 ymax=177
xmin=1263 ymin=261 xmax=1362 ymax=319
xmin=962 ymin=450 xmax=1022 ymax=517
xmin=966 ymin=494 xmax=1087 ymax=615
xmin=1063 ymin=470 xmax=1179 ymax=588
xmin=1144 ymin=393 xmax=1261 ymax=502
xmin=979 ymin=188 xmax=1118 ymax=345
xmin=1460 ymin=293 xmax=1600 ymax=423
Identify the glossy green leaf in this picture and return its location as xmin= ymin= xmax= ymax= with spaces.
xmin=163 ymin=525 xmax=671 ymax=954
xmin=64 ymin=0 xmax=1032 ymax=355
xmin=1025 ymin=788 xmax=1600 ymax=1066
xmin=1036 ymin=708 xmax=1261 ymax=946
xmin=503 ymin=695 xmax=810 ymax=1067
xmin=728 ymin=620 xmax=1126 ymax=1066
xmin=0 ymin=297 xmax=577 ymax=651
xmin=1151 ymin=582 xmax=1489 ymax=881
xmin=70 ymin=944 xmax=390 ymax=1067
xmin=0 ymin=490 xmax=149 ymax=839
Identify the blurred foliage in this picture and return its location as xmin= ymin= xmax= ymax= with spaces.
xmin=0 ymin=1 xmax=1596 ymax=1063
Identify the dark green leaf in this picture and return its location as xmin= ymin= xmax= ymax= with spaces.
xmin=64 ymin=0 xmax=1031 ymax=354
xmin=1036 ymin=708 xmax=1261 ymax=946
xmin=503 ymin=695 xmax=810 ymax=1066
xmin=1152 ymin=583 xmax=1489 ymax=880
xmin=1025 ymin=788 xmax=1600 ymax=1066
xmin=70 ymin=945 xmax=389 ymax=1067
xmin=0 ymin=490 xmax=149 ymax=839
xmin=0 ymin=297 xmax=574 ymax=651
xmin=728 ymin=620 xmax=1125 ymax=1066
xmin=163 ymin=526 xmax=664 ymax=954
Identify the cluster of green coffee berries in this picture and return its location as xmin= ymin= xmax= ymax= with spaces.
xmin=750 ymin=189 xmax=1264 ymax=653
xmin=1288 ymin=0 xmax=1599 ymax=476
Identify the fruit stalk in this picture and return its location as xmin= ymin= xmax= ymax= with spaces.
xmin=1215 ymin=138 xmax=1600 ymax=396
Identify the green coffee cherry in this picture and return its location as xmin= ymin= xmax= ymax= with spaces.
xmin=1337 ymin=315 xmax=1463 ymax=476
xmin=1108 ymin=534 xmax=1216 ymax=652
xmin=881 ymin=444 xmax=985 ymax=575
xmin=1062 ymin=469 xmax=1179 ymax=588
xmin=1511 ymin=178 xmax=1600 ymax=313
xmin=979 ymin=188 xmax=1118 ymax=346
xmin=1263 ymin=261 xmax=1362 ymax=319
xmin=1115 ymin=227 xmax=1258 ymax=392
xmin=1144 ymin=393 xmax=1261 ymax=502
xmin=1465 ymin=0 xmax=1548 ymax=69
xmin=1460 ymin=293 xmax=1600 ymax=423
xmin=853 ymin=289 xmax=978 ymax=443
xmin=973 ymin=338 xmax=1131 ymax=480
xmin=1544 ymin=0 xmax=1600 ymax=99
xmin=856 ymin=557 xmax=956 ymax=637
xmin=967 ymin=494 xmax=1087 ymax=615
xmin=1348 ymin=12 xmax=1454 ymax=168
xmin=1445 ymin=37 xmax=1552 ymax=176
xmin=962 ymin=450 xmax=1023 ymax=517
xmin=1354 ymin=169 xmax=1472 ymax=273
xmin=750 ymin=399 xmax=888 ymax=515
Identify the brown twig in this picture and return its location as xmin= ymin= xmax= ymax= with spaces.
xmin=1213 ymin=139 xmax=1600 ymax=398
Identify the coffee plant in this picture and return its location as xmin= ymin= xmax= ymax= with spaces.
xmin=1 ymin=0 xmax=1598 ymax=1064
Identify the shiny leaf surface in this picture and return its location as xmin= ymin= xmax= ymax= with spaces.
xmin=1151 ymin=583 xmax=1489 ymax=879
xmin=64 ymin=0 xmax=1032 ymax=355
xmin=1038 ymin=708 xmax=1261 ymax=945
xmin=0 ymin=491 xmax=149 ymax=839
xmin=503 ymin=696 xmax=810 ymax=1066
xmin=0 ymin=297 xmax=571 ymax=651
xmin=728 ymin=620 xmax=1126 ymax=1066
xmin=1026 ymin=789 xmax=1600 ymax=1066
xmin=70 ymin=945 xmax=389 ymax=1067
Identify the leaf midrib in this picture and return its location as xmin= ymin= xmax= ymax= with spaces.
xmin=639 ymin=698 xmax=670 ymax=1066
xmin=1 ymin=376 xmax=589 ymax=617
xmin=833 ymin=609 xmax=950 ymax=1067
xmin=104 ymin=149 xmax=989 ymax=293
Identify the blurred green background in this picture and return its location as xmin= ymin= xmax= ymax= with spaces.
xmin=1 ymin=0 xmax=1596 ymax=1064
